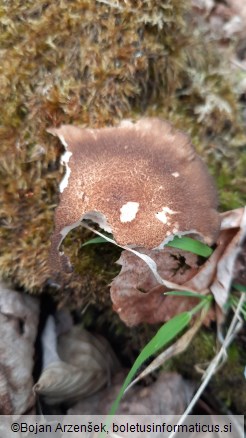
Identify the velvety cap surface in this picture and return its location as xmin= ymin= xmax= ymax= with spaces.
xmin=49 ymin=118 xmax=220 ymax=271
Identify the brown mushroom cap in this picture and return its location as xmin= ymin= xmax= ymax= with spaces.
xmin=48 ymin=118 xmax=220 ymax=271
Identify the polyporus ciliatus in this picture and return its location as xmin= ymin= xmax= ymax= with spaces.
xmin=49 ymin=118 xmax=220 ymax=272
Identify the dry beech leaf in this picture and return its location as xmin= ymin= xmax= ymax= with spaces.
xmin=110 ymin=247 xmax=200 ymax=326
xmin=233 ymin=239 xmax=246 ymax=286
xmin=186 ymin=207 xmax=246 ymax=307
xmin=34 ymin=316 xmax=120 ymax=405
xmin=210 ymin=207 xmax=246 ymax=307
xmin=0 ymin=282 xmax=39 ymax=414
xmin=227 ymin=0 xmax=246 ymax=24
xmin=68 ymin=371 xmax=193 ymax=416
xmin=110 ymin=208 xmax=246 ymax=326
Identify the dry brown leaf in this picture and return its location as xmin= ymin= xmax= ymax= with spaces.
xmin=227 ymin=0 xmax=246 ymax=23
xmin=233 ymin=239 xmax=246 ymax=286
xmin=185 ymin=208 xmax=246 ymax=307
xmin=110 ymin=247 xmax=200 ymax=326
xmin=68 ymin=371 xmax=193 ymax=415
xmin=110 ymin=208 xmax=246 ymax=326
xmin=210 ymin=207 xmax=246 ymax=307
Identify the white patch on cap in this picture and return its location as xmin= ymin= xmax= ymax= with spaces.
xmin=60 ymin=150 xmax=73 ymax=193
xmin=120 ymin=202 xmax=139 ymax=223
xmin=155 ymin=207 xmax=178 ymax=225
xmin=171 ymin=172 xmax=180 ymax=178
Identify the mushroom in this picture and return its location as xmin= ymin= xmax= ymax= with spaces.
xmin=48 ymin=118 xmax=220 ymax=272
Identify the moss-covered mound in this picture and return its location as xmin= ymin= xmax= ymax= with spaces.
xmin=0 ymin=0 xmax=245 ymax=301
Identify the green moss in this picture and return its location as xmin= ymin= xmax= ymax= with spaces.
xmin=212 ymin=342 xmax=246 ymax=414
xmin=172 ymin=329 xmax=246 ymax=414
xmin=172 ymin=329 xmax=216 ymax=379
xmin=0 ymin=0 xmax=245 ymax=299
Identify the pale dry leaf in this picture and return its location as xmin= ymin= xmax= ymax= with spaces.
xmin=68 ymin=372 xmax=193 ymax=416
xmin=192 ymin=0 xmax=214 ymax=13
xmin=0 ymin=282 xmax=39 ymax=414
xmin=184 ymin=208 xmax=246 ymax=298
xmin=210 ymin=207 xmax=246 ymax=307
xmin=227 ymin=0 xmax=246 ymax=24
xmin=34 ymin=317 xmax=120 ymax=405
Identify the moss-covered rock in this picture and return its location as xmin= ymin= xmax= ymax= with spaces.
xmin=0 ymin=0 xmax=245 ymax=300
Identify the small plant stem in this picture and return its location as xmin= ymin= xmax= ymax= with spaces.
xmin=189 ymin=296 xmax=211 ymax=317
xmin=167 ymin=293 xmax=245 ymax=438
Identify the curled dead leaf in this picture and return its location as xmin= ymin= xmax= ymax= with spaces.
xmin=210 ymin=207 xmax=246 ymax=307
xmin=0 ymin=282 xmax=39 ymax=414
xmin=34 ymin=315 xmax=120 ymax=405
xmin=110 ymin=208 xmax=246 ymax=326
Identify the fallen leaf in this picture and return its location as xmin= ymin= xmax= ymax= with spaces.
xmin=110 ymin=247 xmax=200 ymax=326
xmin=34 ymin=316 xmax=120 ymax=405
xmin=0 ymin=282 xmax=39 ymax=414
xmin=68 ymin=371 xmax=193 ymax=415
xmin=210 ymin=207 xmax=246 ymax=307
xmin=110 ymin=208 xmax=246 ymax=325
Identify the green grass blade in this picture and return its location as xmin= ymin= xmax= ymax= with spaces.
xmin=81 ymin=234 xmax=213 ymax=258
xmin=164 ymin=290 xmax=205 ymax=299
xmin=167 ymin=236 xmax=213 ymax=257
xmin=231 ymin=296 xmax=246 ymax=320
xmin=81 ymin=236 xmax=108 ymax=247
xmin=109 ymin=311 xmax=191 ymax=416
xmin=232 ymin=283 xmax=246 ymax=293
